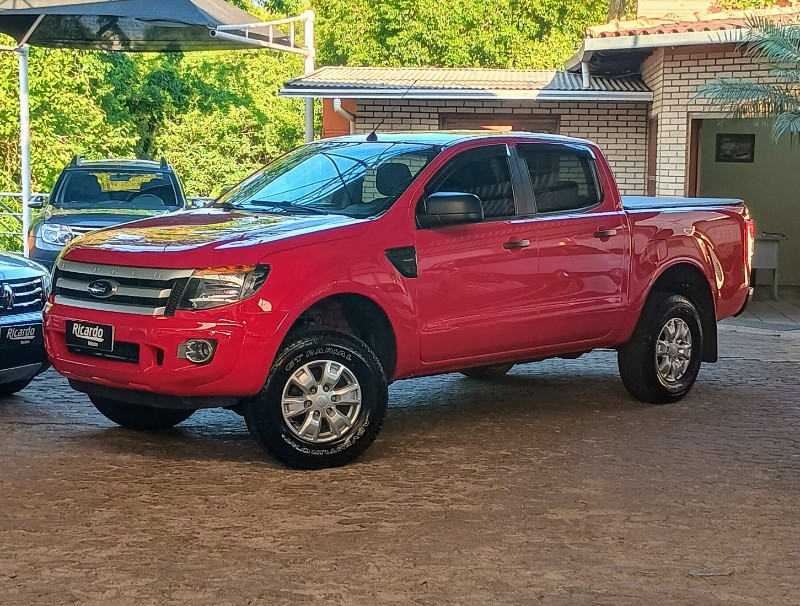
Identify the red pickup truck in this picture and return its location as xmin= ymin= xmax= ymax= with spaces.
xmin=45 ymin=132 xmax=754 ymax=468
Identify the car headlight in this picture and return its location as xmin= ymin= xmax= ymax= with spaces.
xmin=40 ymin=224 xmax=75 ymax=246
xmin=177 ymin=265 xmax=269 ymax=311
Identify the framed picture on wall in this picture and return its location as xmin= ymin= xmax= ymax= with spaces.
xmin=715 ymin=134 xmax=755 ymax=163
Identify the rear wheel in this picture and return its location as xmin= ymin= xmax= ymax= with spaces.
xmin=618 ymin=293 xmax=703 ymax=404
xmin=460 ymin=364 xmax=514 ymax=380
xmin=243 ymin=330 xmax=387 ymax=469
xmin=89 ymin=396 xmax=195 ymax=430
xmin=0 ymin=378 xmax=33 ymax=397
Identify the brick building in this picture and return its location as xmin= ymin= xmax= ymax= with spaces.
xmin=281 ymin=1 xmax=800 ymax=285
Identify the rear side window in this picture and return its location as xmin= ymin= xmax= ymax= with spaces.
xmin=431 ymin=145 xmax=515 ymax=219
xmin=518 ymin=144 xmax=601 ymax=213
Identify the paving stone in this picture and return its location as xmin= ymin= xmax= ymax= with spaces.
xmin=0 ymin=327 xmax=798 ymax=605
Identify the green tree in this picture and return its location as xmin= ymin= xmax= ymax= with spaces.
xmin=154 ymin=50 xmax=306 ymax=196
xmin=0 ymin=48 xmax=138 ymax=193
xmin=312 ymin=0 xmax=606 ymax=69
xmin=697 ymin=18 xmax=800 ymax=140
xmin=1 ymin=0 xmax=611 ymax=250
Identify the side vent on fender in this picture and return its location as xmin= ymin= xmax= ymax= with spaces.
xmin=385 ymin=246 xmax=418 ymax=278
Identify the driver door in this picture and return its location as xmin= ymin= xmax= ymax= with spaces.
xmin=414 ymin=144 xmax=539 ymax=363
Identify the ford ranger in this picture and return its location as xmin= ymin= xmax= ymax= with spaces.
xmin=44 ymin=132 xmax=754 ymax=469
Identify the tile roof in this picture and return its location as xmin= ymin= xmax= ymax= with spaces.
xmin=587 ymin=2 xmax=800 ymax=38
xmin=282 ymin=66 xmax=649 ymax=94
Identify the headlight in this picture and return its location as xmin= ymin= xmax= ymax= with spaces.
xmin=40 ymin=224 xmax=75 ymax=246
xmin=177 ymin=265 xmax=269 ymax=311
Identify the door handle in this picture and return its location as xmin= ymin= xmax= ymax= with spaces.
xmin=504 ymin=239 xmax=531 ymax=250
xmin=594 ymin=229 xmax=618 ymax=239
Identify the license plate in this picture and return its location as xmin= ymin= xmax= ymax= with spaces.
xmin=1 ymin=324 xmax=42 ymax=347
xmin=66 ymin=320 xmax=114 ymax=352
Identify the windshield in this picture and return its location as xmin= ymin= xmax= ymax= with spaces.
xmin=216 ymin=141 xmax=441 ymax=218
xmin=52 ymin=170 xmax=181 ymax=210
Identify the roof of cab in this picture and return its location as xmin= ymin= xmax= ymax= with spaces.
xmin=317 ymin=130 xmax=595 ymax=148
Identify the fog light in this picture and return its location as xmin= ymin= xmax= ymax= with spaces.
xmin=177 ymin=339 xmax=217 ymax=364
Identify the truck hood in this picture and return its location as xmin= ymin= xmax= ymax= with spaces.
xmin=41 ymin=206 xmax=172 ymax=228
xmin=63 ymin=208 xmax=369 ymax=267
xmin=0 ymin=252 xmax=49 ymax=281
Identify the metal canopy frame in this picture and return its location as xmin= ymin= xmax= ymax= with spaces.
xmin=1 ymin=10 xmax=316 ymax=257
xmin=210 ymin=11 xmax=315 ymax=147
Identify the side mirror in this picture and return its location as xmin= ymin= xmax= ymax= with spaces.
xmin=28 ymin=195 xmax=46 ymax=210
xmin=417 ymin=192 xmax=484 ymax=228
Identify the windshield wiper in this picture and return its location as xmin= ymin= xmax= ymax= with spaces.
xmin=247 ymin=200 xmax=329 ymax=215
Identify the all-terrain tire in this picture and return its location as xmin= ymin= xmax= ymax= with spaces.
xmin=618 ymin=293 xmax=703 ymax=404
xmin=243 ymin=330 xmax=388 ymax=469
xmin=89 ymin=396 xmax=195 ymax=430
xmin=460 ymin=364 xmax=514 ymax=380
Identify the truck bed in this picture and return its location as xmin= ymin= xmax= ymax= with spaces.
xmin=622 ymin=196 xmax=744 ymax=210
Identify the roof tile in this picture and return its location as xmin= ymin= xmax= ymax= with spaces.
xmin=588 ymin=2 xmax=800 ymax=37
xmin=283 ymin=66 xmax=649 ymax=93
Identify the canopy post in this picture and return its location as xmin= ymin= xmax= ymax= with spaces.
xmin=17 ymin=45 xmax=32 ymax=257
xmin=15 ymin=14 xmax=44 ymax=257
xmin=303 ymin=10 xmax=315 ymax=142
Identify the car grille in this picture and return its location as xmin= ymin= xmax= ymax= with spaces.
xmin=67 ymin=341 xmax=140 ymax=364
xmin=53 ymin=259 xmax=194 ymax=316
xmin=0 ymin=276 xmax=45 ymax=316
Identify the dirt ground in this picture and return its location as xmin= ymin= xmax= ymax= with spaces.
xmin=1 ymin=325 xmax=799 ymax=605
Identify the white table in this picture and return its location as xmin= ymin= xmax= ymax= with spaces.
xmin=753 ymin=234 xmax=786 ymax=300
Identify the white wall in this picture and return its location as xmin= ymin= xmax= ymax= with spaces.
xmin=698 ymin=118 xmax=800 ymax=286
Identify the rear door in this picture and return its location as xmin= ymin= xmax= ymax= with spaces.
xmin=517 ymin=143 xmax=630 ymax=347
xmin=414 ymin=143 xmax=539 ymax=363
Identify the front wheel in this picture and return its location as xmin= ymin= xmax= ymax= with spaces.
xmin=618 ymin=293 xmax=703 ymax=404
xmin=89 ymin=396 xmax=195 ymax=430
xmin=243 ymin=330 xmax=388 ymax=469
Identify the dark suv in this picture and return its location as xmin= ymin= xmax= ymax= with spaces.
xmin=0 ymin=252 xmax=50 ymax=396
xmin=29 ymin=157 xmax=187 ymax=268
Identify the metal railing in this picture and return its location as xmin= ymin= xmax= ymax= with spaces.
xmin=0 ymin=192 xmax=215 ymax=254
xmin=0 ymin=192 xmax=47 ymax=252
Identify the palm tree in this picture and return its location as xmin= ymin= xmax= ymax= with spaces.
xmin=697 ymin=16 xmax=800 ymax=139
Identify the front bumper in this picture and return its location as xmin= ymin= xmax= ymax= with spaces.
xmin=0 ymin=311 xmax=49 ymax=384
xmin=45 ymin=302 xmax=280 ymax=403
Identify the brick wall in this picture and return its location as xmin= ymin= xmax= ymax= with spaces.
xmin=354 ymin=100 xmax=649 ymax=195
xmin=642 ymin=43 xmax=779 ymax=196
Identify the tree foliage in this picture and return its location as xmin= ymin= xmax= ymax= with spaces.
xmin=312 ymin=0 xmax=606 ymax=69
xmin=0 ymin=0 xmax=606 ymax=248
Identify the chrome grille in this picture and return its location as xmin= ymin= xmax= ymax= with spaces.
xmin=53 ymin=259 xmax=194 ymax=316
xmin=0 ymin=277 xmax=45 ymax=316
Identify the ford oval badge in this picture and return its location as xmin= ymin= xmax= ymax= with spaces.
xmin=87 ymin=279 xmax=117 ymax=299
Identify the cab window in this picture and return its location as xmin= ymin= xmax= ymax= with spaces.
xmin=518 ymin=144 xmax=601 ymax=213
xmin=428 ymin=145 xmax=516 ymax=220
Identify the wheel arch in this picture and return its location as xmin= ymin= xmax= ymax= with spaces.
xmin=281 ymin=292 xmax=399 ymax=379
xmin=642 ymin=262 xmax=718 ymax=362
